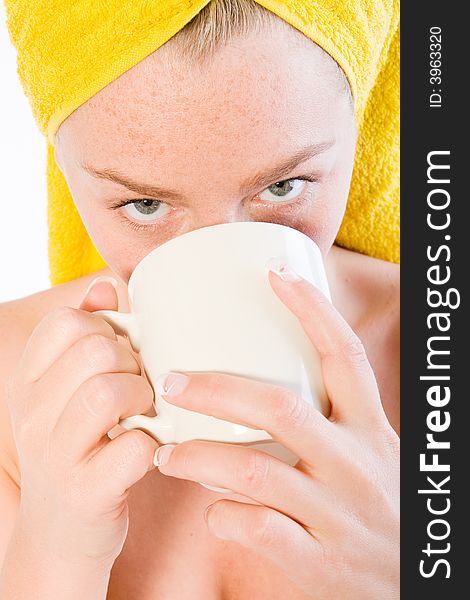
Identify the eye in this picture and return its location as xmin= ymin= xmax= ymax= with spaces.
xmin=110 ymin=174 xmax=317 ymax=231
xmin=258 ymin=179 xmax=307 ymax=203
xmin=121 ymin=199 xmax=170 ymax=223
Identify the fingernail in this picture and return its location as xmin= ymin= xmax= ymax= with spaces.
xmin=156 ymin=372 xmax=190 ymax=398
xmin=265 ymin=257 xmax=302 ymax=282
xmin=106 ymin=424 xmax=124 ymax=440
xmin=204 ymin=503 xmax=215 ymax=522
xmin=153 ymin=444 xmax=176 ymax=467
xmin=85 ymin=275 xmax=118 ymax=295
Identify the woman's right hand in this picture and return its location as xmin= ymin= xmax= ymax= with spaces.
xmin=4 ymin=278 xmax=159 ymax=572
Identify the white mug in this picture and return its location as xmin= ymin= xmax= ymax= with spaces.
xmin=93 ymin=221 xmax=331 ymax=493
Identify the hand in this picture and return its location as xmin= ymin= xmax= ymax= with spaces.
xmin=152 ymin=263 xmax=400 ymax=600
xmin=5 ymin=277 xmax=158 ymax=571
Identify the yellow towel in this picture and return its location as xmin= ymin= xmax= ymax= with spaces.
xmin=5 ymin=0 xmax=400 ymax=286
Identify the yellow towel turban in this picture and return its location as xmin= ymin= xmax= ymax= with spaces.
xmin=5 ymin=0 xmax=399 ymax=286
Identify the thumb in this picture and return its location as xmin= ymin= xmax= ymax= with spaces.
xmin=79 ymin=275 xmax=119 ymax=312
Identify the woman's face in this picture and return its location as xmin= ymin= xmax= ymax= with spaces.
xmin=54 ymin=26 xmax=357 ymax=284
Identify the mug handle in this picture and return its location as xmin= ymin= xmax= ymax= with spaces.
xmin=92 ymin=310 xmax=141 ymax=352
xmin=91 ymin=310 xmax=173 ymax=442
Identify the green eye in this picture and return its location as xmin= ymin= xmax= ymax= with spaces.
xmin=259 ymin=179 xmax=306 ymax=202
xmin=122 ymin=199 xmax=169 ymax=222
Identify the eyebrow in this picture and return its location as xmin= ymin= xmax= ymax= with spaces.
xmin=81 ymin=139 xmax=335 ymax=201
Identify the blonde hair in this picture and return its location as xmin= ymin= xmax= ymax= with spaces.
xmin=172 ymin=0 xmax=352 ymax=104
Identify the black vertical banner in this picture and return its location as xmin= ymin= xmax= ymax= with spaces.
xmin=401 ymin=3 xmax=467 ymax=597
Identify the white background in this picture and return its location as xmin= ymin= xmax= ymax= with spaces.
xmin=0 ymin=4 xmax=50 ymax=303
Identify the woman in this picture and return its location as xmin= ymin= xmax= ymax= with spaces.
xmin=0 ymin=0 xmax=400 ymax=598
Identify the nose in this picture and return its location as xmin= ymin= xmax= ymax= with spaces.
xmin=184 ymin=202 xmax=253 ymax=232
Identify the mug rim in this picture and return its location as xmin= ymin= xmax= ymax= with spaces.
xmin=127 ymin=221 xmax=319 ymax=298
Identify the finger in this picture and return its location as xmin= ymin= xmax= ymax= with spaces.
xmin=267 ymin=267 xmax=385 ymax=424
xmin=157 ymin=440 xmax=333 ymax=529
xmin=17 ymin=306 xmax=118 ymax=384
xmin=78 ymin=277 xmax=119 ymax=313
xmin=86 ymin=428 xmax=158 ymax=500
xmin=205 ymin=500 xmax=322 ymax=597
xmin=33 ymin=334 xmax=141 ymax=421
xmin=157 ymin=371 xmax=339 ymax=470
xmin=51 ymin=373 xmax=155 ymax=463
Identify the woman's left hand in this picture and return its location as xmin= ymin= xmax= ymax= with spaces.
xmin=153 ymin=262 xmax=400 ymax=600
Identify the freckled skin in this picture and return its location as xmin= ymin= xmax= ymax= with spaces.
xmin=0 ymin=24 xmax=399 ymax=600
xmin=54 ymin=24 xmax=357 ymax=284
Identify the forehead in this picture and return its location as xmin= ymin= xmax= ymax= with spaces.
xmin=59 ymin=27 xmax=348 ymax=171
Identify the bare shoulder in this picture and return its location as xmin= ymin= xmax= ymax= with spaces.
xmin=0 ymin=268 xmax=110 ymax=483
xmin=327 ymin=245 xmax=399 ymax=330
xmin=327 ymin=245 xmax=400 ymax=432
